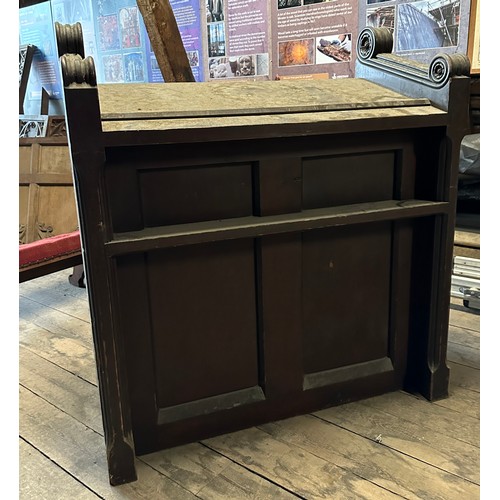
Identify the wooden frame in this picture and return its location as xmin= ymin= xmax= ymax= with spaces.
xmin=58 ymin=26 xmax=470 ymax=486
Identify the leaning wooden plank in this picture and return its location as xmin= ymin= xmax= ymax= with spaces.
xmin=257 ymin=415 xmax=480 ymax=499
xmin=314 ymin=400 xmax=479 ymax=483
xmin=19 ymin=386 xmax=198 ymax=499
xmin=203 ymin=427 xmax=402 ymax=499
xmin=356 ymin=391 xmax=479 ymax=448
xmin=136 ymin=0 xmax=194 ymax=82
xmin=20 ymin=438 xmax=100 ymax=500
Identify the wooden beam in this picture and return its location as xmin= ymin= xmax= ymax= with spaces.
xmin=136 ymin=0 xmax=195 ymax=82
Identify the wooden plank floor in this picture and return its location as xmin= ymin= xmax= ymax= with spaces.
xmin=19 ymin=270 xmax=480 ymax=499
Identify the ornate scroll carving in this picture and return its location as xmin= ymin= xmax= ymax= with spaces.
xmin=36 ymin=222 xmax=54 ymax=239
xmin=356 ymin=27 xmax=470 ymax=89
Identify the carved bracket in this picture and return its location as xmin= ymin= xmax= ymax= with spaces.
xmin=356 ymin=27 xmax=470 ymax=89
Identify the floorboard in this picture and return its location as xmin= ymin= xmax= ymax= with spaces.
xmin=19 ymin=270 xmax=481 ymax=499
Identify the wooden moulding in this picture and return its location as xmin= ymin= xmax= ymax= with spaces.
xmin=58 ymin=26 xmax=470 ymax=486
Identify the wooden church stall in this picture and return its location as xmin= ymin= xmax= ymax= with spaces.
xmin=57 ymin=25 xmax=470 ymax=485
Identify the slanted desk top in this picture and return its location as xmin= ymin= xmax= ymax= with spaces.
xmin=96 ymin=79 xmax=447 ymax=145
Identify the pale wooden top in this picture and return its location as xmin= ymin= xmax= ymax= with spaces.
xmin=97 ymin=78 xmax=431 ymax=121
xmin=101 ymin=105 xmax=446 ymax=139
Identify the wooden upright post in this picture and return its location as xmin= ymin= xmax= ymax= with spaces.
xmin=136 ymin=0 xmax=195 ymax=82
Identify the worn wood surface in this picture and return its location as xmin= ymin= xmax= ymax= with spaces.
xmin=19 ymin=269 xmax=480 ymax=499
xmin=101 ymin=106 xmax=448 ymax=147
xmin=97 ymin=79 xmax=431 ymax=120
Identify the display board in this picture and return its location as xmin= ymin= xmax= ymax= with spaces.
xmin=19 ymin=0 xmax=472 ymax=97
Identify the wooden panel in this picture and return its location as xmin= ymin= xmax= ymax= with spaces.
xmin=139 ymin=163 xmax=254 ymax=227
xmin=19 ymin=141 xmax=78 ymax=244
xmin=146 ymin=239 xmax=260 ymax=409
xmin=37 ymin=186 xmax=79 ymax=236
xmin=302 ymin=222 xmax=392 ymax=375
xmin=38 ymin=145 xmax=73 ymax=174
xmin=303 ymin=152 xmax=395 ymax=209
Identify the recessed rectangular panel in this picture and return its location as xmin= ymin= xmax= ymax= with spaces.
xmin=147 ymin=239 xmax=260 ymax=409
xmin=139 ymin=163 xmax=253 ymax=227
xmin=38 ymin=145 xmax=72 ymax=174
xmin=303 ymin=152 xmax=395 ymax=209
xmin=302 ymin=222 xmax=392 ymax=375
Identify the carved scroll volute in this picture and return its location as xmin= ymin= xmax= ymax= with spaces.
xmin=428 ymin=53 xmax=471 ymax=86
xmin=356 ymin=26 xmax=470 ymax=89
xmin=356 ymin=27 xmax=393 ymax=61
xmin=60 ymin=54 xmax=97 ymax=88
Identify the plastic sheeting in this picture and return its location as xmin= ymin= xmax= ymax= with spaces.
xmin=459 ymin=134 xmax=480 ymax=176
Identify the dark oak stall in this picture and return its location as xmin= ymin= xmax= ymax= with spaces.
xmin=58 ymin=27 xmax=470 ymax=485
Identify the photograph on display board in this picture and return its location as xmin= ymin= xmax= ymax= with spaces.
xmin=208 ymin=57 xmax=230 ymax=78
xmin=187 ymin=50 xmax=200 ymax=67
xmin=278 ymin=39 xmax=315 ymax=67
xmin=119 ymin=6 xmax=141 ymax=48
xmin=366 ymin=5 xmax=395 ymax=32
xmin=278 ymin=0 xmax=302 ymax=9
xmin=359 ymin=0 xmax=470 ymax=64
xmin=102 ymin=54 xmax=123 ymax=81
xmin=98 ymin=14 xmax=120 ymax=51
xmin=229 ymin=55 xmax=256 ymax=77
xmin=208 ymin=22 xmax=226 ymax=57
xmin=316 ymin=34 xmax=352 ymax=64
xmin=123 ymin=52 xmax=145 ymax=81
xmin=255 ymin=54 xmax=270 ymax=76
xmin=207 ymin=0 xmax=224 ymax=22
xmin=396 ymin=0 xmax=461 ymax=51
